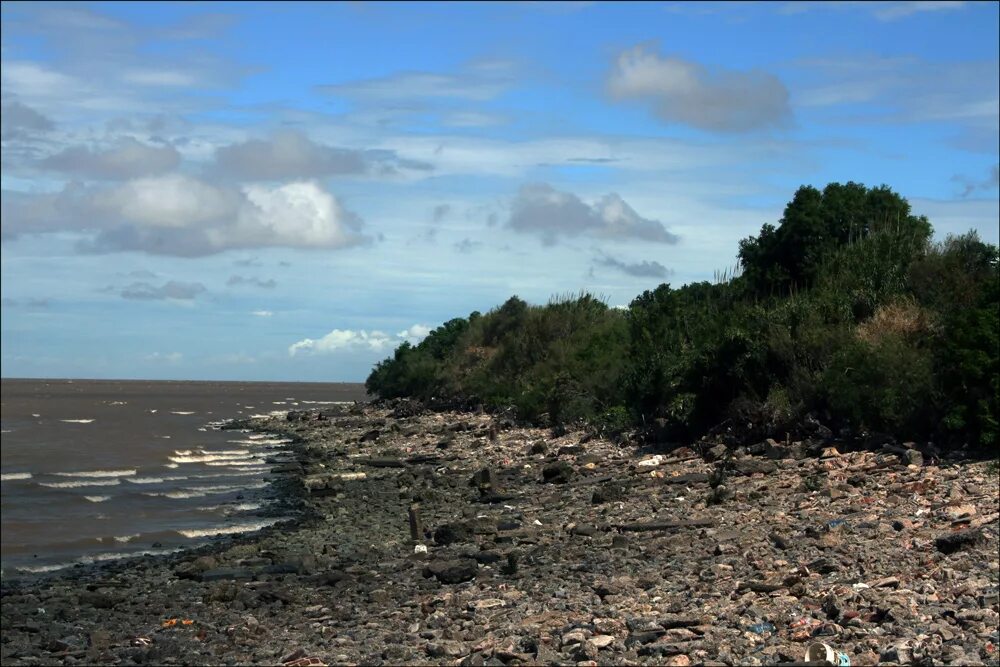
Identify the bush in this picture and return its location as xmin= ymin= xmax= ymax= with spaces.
xmin=366 ymin=182 xmax=997 ymax=455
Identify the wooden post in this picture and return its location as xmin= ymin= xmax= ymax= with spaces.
xmin=408 ymin=503 xmax=423 ymax=541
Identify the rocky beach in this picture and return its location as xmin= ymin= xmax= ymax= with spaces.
xmin=1 ymin=401 xmax=998 ymax=666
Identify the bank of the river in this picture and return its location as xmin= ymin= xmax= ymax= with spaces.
xmin=2 ymin=402 xmax=998 ymax=666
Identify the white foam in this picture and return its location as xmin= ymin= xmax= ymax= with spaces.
xmin=204 ymin=458 xmax=265 ymax=466
xmin=207 ymin=449 xmax=252 ymax=455
xmin=60 ymin=419 xmax=95 ymax=424
xmin=186 ymin=482 xmax=268 ymax=493
xmin=15 ymin=563 xmax=69 ymax=573
xmin=145 ymin=489 xmax=207 ymax=499
xmin=149 ymin=409 xmax=158 ymax=413
xmin=171 ymin=411 xmax=195 ymax=415
xmin=31 ymin=413 xmax=41 ymax=417
xmin=52 ymin=469 xmax=136 ymax=478
xmin=197 ymin=501 xmax=264 ymax=513
xmin=108 ymin=401 xmax=127 ymax=406
xmin=76 ymin=547 xmax=183 ymax=565
xmin=113 ymin=534 xmax=139 ymax=543
xmin=201 ymin=470 xmax=265 ymax=478
xmin=177 ymin=518 xmax=283 ymax=539
xmin=84 ymin=495 xmax=111 ymax=503
xmin=1 ymin=472 xmax=32 ymax=481
xmin=229 ymin=437 xmax=290 ymax=447
xmin=163 ymin=463 xmax=179 ymax=469
xmin=168 ymin=453 xmax=255 ymax=464
xmin=40 ymin=479 xmax=122 ymax=488
xmin=272 ymin=401 xmax=286 ymax=405
xmin=173 ymin=449 xmax=193 ymax=455
xmin=300 ymin=400 xmax=350 ymax=405
xmin=125 ymin=475 xmax=188 ymax=484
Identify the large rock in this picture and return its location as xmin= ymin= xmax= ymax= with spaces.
xmin=935 ymin=528 xmax=983 ymax=554
xmin=424 ymin=558 xmax=478 ymax=584
xmin=434 ymin=522 xmax=473 ymax=545
xmin=542 ymin=462 xmax=574 ymax=484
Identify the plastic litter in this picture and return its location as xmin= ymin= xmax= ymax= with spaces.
xmin=747 ymin=622 xmax=776 ymax=634
xmin=805 ymin=641 xmax=850 ymax=665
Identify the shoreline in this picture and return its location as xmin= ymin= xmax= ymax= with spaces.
xmin=2 ymin=402 xmax=998 ymax=666
xmin=0 ymin=410 xmax=321 ymax=587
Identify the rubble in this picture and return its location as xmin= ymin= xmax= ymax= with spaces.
xmin=1 ymin=404 xmax=998 ymax=666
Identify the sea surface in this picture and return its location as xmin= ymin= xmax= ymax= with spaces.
xmin=0 ymin=378 xmax=367 ymax=577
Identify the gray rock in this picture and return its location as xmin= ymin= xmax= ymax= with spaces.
xmin=424 ymin=559 xmax=478 ymax=584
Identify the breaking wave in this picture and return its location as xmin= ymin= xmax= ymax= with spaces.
xmin=52 ymin=469 xmax=136 ymax=478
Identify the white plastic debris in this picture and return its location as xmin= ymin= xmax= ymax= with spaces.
xmin=414 ymin=544 xmax=428 ymax=554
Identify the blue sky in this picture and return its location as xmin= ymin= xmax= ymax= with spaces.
xmin=2 ymin=0 xmax=998 ymax=382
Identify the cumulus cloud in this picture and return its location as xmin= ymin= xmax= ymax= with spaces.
xmin=595 ymin=252 xmax=672 ymax=278
xmin=2 ymin=176 xmax=368 ymax=256
xmin=212 ymin=130 xmax=431 ymax=181
xmin=116 ymin=280 xmax=206 ymax=300
xmin=507 ymin=183 xmax=680 ymax=246
xmin=227 ymin=275 xmax=277 ymax=289
xmin=40 ymin=138 xmax=181 ymax=179
xmin=0 ymin=100 xmax=55 ymax=138
xmin=289 ymin=324 xmax=431 ymax=356
xmin=607 ymin=44 xmax=791 ymax=132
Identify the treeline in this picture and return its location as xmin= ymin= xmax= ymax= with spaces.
xmin=366 ymin=182 xmax=999 ymax=451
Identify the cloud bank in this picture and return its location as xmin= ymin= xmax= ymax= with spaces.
xmin=40 ymin=138 xmax=181 ymax=179
xmin=2 ymin=176 xmax=368 ymax=256
xmin=507 ymin=183 xmax=680 ymax=246
xmin=289 ymin=324 xmax=432 ymax=356
xmin=608 ymin=44 xmax=791 ymax=132
xmin=213 ymin=130 xmax=429 ymax=181
xmin=596 ymin=252 xmax=672 ymax=278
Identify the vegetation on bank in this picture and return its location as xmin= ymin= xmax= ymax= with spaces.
xmin=366 ymin=182 xmax=999 ymax=451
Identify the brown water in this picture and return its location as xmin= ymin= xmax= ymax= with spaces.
xmin=0 ymin=378 xmax=367 ymax=577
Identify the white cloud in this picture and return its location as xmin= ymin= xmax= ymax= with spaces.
xmin=3 ymin=176 xmax=368 ymax=255
xmin=122 ymin=69 xmax=200 ymax=87
xmin=397 ymin=324 xmax=432 ymax=344
xmin=145 ymin=351 xmax=183 ymax=363
xmin=212 ymin=130 xmax=429 ymax=181
xmin=40 ymin=138 xmax=181 ymax=179
xmin=607 ymin=44 xmax=791 ymax=132
xmin=779 ymin=1 xmax=968 ymax=21
xmin=289 ymin=324 xmax=432 ymax=356
xmin=319 ymin=60 xmax=517 ymax=102
xmin=251 ymin=310 xmax=273 ymax=318
xmin=507 ymin=183 xmax=680 ymax=245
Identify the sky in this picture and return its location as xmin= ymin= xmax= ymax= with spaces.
xmin=1 ymin=0 xmax=998 ymax=382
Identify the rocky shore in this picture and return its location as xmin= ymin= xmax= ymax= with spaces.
xmin=2 ymin=402 xmax=998 ymax=666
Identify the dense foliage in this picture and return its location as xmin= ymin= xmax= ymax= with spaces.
xmin=367 ymin=182 xmax=999 ymax=451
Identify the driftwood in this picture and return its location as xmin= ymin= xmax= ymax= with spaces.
xmin=617 ymin=518 xmax=714 ymax=533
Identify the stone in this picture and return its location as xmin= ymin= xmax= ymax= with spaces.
xmin=903 ymin=449 xmax=923 ymax=467
xmin=935 ymin=528 xmax=983 ymax=554
xmin=542 ymin=462 xmax=574 ymax=484
xmin=434 ymin=522 xmax=472 ymax=545
xmin=200 ymin=568 xmax=256 ymax=582
xmin=587 ymin=635 xmax=615 ymax=649
xmin=425 ymin=559 xmax=478 ymax=584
